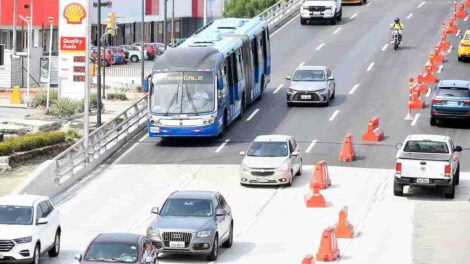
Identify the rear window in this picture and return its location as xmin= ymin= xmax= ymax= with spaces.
xmin=465 ymin=34 xmax=470 ymax=40
xmin=437 ymin=87 xmax=470 ymax=97
xmin=403 ymin=141 xmax=449 ymax=154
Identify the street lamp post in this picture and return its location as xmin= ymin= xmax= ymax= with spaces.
xmin=46 ymin=17 xmax=53 ymax=110
xmin=203 ymin=0 xmax=207 ymax=26
xmin=163 ymin=0 xmax=167 ymax=50
xmin=19 ymin=15 xmax=31 ymax=108
xmin=141 ymin=0 xmax=145 ymax=90
xmin=84 ymin=0 xmax=92 ymax=160
xmin=97 ymin=0 xmax=102 ymax=127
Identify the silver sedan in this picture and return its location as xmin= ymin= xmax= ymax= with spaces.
xmin=286 ymin=65 xmax=336 ymax=106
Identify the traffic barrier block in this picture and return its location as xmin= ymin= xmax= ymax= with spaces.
xmin=305 ymin=183 xmax=327 ymax=208
xmin=9 ymin=86 xmax=22 ymax=104
xmin=456 ymin=4 xmax=468 ymax=19
xmin=316 ymin=227 xmax=340 ymax=262
xmin=310 ymin=160 xmax=331 ymax=190
xmin=445 ymin=18 xmax=458 ymax=34
xmin=339 ymin=134 xmax=355 ymax=162
xmin=362 ymin=116 xmax=384 ymax=142
xmin=423 ymin=65 xmax=436 ymax=84
xmin=302 ymin=255 xmax=315 ymax=264
xmin=335 ymin=206 xmax=354 ymax=238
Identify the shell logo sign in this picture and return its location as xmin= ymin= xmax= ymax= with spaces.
xmin=63 ymin=3 xmax=86 ymax=25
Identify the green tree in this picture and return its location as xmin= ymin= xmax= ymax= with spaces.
xmin=223 ymin=0 xmax=278 ymax=18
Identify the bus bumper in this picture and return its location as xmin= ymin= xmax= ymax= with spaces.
xmin=148 ymin=123 xmax=221 ymax=137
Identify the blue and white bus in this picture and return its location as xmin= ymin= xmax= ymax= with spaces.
xmin=147 ymin=17 xmax=271 ymax=137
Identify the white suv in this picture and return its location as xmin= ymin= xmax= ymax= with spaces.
xmin=121 ymin=45 xmax=145 ymax=62
xmin=0 ymin=195 xmax=61 ymax=264
xmin=300 ymin=0 xmax=343 ymax=25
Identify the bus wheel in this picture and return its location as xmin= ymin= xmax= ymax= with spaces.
xmin=217 ymin=110 xmax=228 ymax=139
xmin=238 ymin=94 xmax=246 ymax=120
xmin=258 ymin=78 xmax=265 ymax=101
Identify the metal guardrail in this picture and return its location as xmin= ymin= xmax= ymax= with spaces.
xmin=259 ymin=0 xmax=304 ymax=28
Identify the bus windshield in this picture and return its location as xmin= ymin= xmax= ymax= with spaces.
xmin=151 ymin=71 xmax=215 ymax=114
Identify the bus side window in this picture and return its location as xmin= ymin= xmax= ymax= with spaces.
xmin=237 ymin=50 xmax=244 ymax=80
xmin=251 ymin=39 xmax=259 ymax=82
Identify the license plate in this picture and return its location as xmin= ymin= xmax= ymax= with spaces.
xmin=169 ymin=241 xmax=185 ymax=248
xmin=301 ymin=95 xmax=312 ymax=100
xmin=256 ymin=177 xmax=269 ymax=182
xmin=417 ymin=178 xmax=430 ymax=184
xmin=312 ymin=12 xmax=323 ymax=17
xmin=447 ymin=101 xmax=459 ymax=106
xmin=149 ymin=127 xmax=160 ymax=133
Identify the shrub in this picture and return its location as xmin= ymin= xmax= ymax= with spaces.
xmin=89 ymin=93 xmax=104 ymax=111
xmin=31 ymin=90 xmax=58 ymax=108
xmin=223 ymin=0 xmax=277 ymax=18
xmin=107 ymin=93 xmax=128 ymax=101
xmin=0 ymin=143 xmax=13 ymax=156
xmin=47 ymin=98 xmax=77 ymax=117
xmin=0 ymin=131 xmax=67 ymax=155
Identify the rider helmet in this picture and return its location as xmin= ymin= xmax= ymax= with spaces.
xmin=395 ymin=18 xmax=400 ymax=23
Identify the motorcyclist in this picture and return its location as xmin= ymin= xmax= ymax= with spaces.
xmin=390 ymin=18 xmax=404 ymax=44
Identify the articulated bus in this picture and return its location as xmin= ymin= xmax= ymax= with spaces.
xmin=147 ymin=17 xmax=271 ymax=137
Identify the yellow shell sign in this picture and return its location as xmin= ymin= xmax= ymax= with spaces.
xmin=63 ymin=3 xmax=86 ymax=24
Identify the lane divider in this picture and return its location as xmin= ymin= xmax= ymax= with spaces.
xmin=316 ymin=43 xmax=325 ymax=51
xmin=425 ymin=88 xmax=431 ymax=97
xmin=381 ymin=43 xmax=388 ymax=51
xmin=411 ymin=113 xmax=420 ymax=126
xmin=273 ymin=84 xmax=284 ymax=94
xmin=215 ymin=139 xmax=230 ymax=153
xmin=437 ymin=64 xmax=443 ymax=74
xmin=366 ymin=2 xmax=372 ymax=6
xmin=305 ymin=140 xmax=318 ymax=153
xmin=329 ymin=110 xmax=340 ymax=122
xmin=465 ymin=15 xmax=469 ymax=22
xmin=417 ymin=1 xmax=426 ymax=8
xmin=246 ymin=109 xmax=260 ymax=121
xmin=367 ymin=62 xmax=375 ymax=72
xmin=447 ymin=46 xmax=453 ymax=53
xmin=333 ymin=27 xmax=342 ymax=34
xmin=300 ymin=61 xmax=306 ymax=67
xmin=406 ymin=13 xmax=413 ymax=20
xmin=350 ymin=13 xmax=357 ymax=19
xmin=349 ymin=84 xmax=360 ymax=95
xmin=456 ymin=29 xmax=461 ymax=37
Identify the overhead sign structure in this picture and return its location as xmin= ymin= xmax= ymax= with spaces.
xmin=58 ymin=1 xmax=88 ymax=100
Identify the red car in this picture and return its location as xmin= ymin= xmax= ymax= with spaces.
xmin=144 ymin=44 xmax=156 ymax=60
xmin=91 ymin=47 xmax=114 ymax=67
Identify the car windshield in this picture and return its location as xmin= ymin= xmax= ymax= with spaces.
xmin=247 ymin=142 xmax=289 ymax=157
xmin=84 ymin=242 xmax=138 ymax=263
xmin=150 ymin=72 xmax=215 ymax=114
xmin=293 ymin=70 xmax=325 ymax=81
xmin=160 ymin=199 xmax=213 ymax=217
xmin=403 ymin=141 xmax=449 ymax=154
xmin=0 ymin=205 xmax=33 ymax=225
xmin=464 ymin=34 xmax=470 ymax=40
xmin=437 ymin=87 xmax=470 ymax=97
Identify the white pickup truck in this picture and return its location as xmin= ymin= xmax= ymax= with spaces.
xmin=300 ymin=0 xmax=343 ymax=25
xmin=394 ymin=134 xmax=462 ymax=199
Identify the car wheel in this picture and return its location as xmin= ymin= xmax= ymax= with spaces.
xmin=300 ymin=18 xmax=307 ymax=25
xmin=455 ymin=164 xmax=460 ymax=185
xmin=130 ymin=55 xmax=139 ymax=63
xmin=324 ymin=95 xmax=330 ymax=107
xmin=48 ymin=230 xmax=60 ymax=257
xmin=330 ymin=86 xmax=335 ymax=100
xmin=393 ymin=181 xmax=403 ymax=196
xmin=444 ymin=180 xmax=456 ymax=199
xmin=337 ymin=9 xmax=342 ymax=21
xmin=287 ymin=102 xmax=293 ymax=107
xmin=222 ymin=223 xmax=234 ymax=248
xmin=238 ymin=95 xmax=246 ymax=120
xmin=458 ymin=56 xmax=463 ymax=62
xmin=330 ymin=17 xmax=337 ymax=25
xmin=430 ymin=116 xmax=437 ymax=126
xmin=285 ymin=170 xmax=293 ymax=187
xmin=296 ymin=159 xmax=303 ymax=176
xmin=32 ymin=244 xmax=40 ymax=264
xmin=101 ymin=59 xmax=109 ymax=67
xmin=207 ymin=236 xmax=219 ymax=261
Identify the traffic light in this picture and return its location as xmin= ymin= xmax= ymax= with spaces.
xmin=90 ymin=63 xmax=96 ymax=77
xmin=106 ymin=12 xmax=116 ymax=35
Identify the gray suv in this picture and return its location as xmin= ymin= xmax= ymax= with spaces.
xmin=147 ymin=191 xmax=233 ymax=261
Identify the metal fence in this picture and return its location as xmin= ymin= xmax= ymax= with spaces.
xmin=259 ymin=0 xmax=304 ymax=28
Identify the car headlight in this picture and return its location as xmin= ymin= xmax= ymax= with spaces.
xmin=287 ymin=88 xmax=296 ymax=94
xmin=196 ymin=230 xmax=212 ymax=238
xmin=14 ymin=237 xmax=32 ymax=244
xmin=147 ymin=228 xmax=161 ymax=239
xmin=241 ymin=164 xmax=250 ymax=172
xmin=276 ymin=162 xmax=290 ymax=172
xmin=316 ymin=89 xmax=327 ymax=94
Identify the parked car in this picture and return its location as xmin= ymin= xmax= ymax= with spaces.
xmin=75 ymin=233 xmax=158 ymax=264
xmin=458 ymin=30 xmax=470 ymax=61
xmin=430 ymin=80 xmax=470 ymax=126
xmin=144 ymin=44 xmax=156 ymax=60
xmin=286 ymin=65 xmax=336 ymax=106
xmin=394 ymin=134 xmax=462 ymax=199
xmin=342 ymin=0 xmax=367 ymax=5
xmin=0 ymin=195 xmax=61 ymax=264
xmin=121 ymin=45 xmax=145 ymax=62
xmin=240 ymin=135 xmax=302 ymax=186
xmin=110 ymin=46 xmax=128 ymax=64
xmin=300 ymin=0 xmax=343 ymax=25
xmin=147 ymin=191 xmax=233 ymax=261
xmin=91 ymin=47 xmax=114 ymax=67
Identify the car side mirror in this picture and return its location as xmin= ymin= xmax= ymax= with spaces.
xmin=74 ymin=254 xmax=82 ymax=261
xmin=395 ymin=143 xmax=403 ymax=150
xmin=286 ymin=76 xmax=291 ymax=80
xmin=239 ymin=151 xmax=246 ymax=156
xmin=455 ymin=146 xmax=463 ymax=152
xmin=216 ymin=209 xmax=226 ymax=217
xmin=291 ymin=151 xmax=300 ymax=157
xmin=37 ymin=218 xmax=48 ymax=225
xmin=328 ymin=75 xmax=335 ymax=81
xmin=151 ymin=207 xmax=160 ymax=215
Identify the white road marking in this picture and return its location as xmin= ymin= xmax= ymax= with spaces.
xmin=406 ymin=13 xmax=413 ymax=19
xmin=333 ymin=27 xmax=342 ymax=34
xmin=300 ymin=61 xmax=305 ymax=67
xmin=447 ymin=46 xmax=453 ymax=53
xmin=273 ymin=84 xmax=284 ymax=94
xmin=316 ymin=43 xmax=325 ymax=51
xmin=349 ymin=84 xmax=360 ymax=95
xmin=382 ymin=43 xmax=388 ymax=51
xmin=215 ymin=139 xmax=230 ymax=153
xmin=271 ymin=14 xmax=300 ymax=37
xmin=366 ymin=2 xmax=372 ymax=6
xmin=351 ymin=13 xmax=358 ymax=19
xmin=465 ymin=15 xmax=469 ymax=22
xmin=411 ymin=113 xmax=420 ymax=126
xmin=367 ymin=62 xmax=375 ymax=72
xmin=246 ymin=109 xmax=260 ymax=121
xmin=305 ymin=140 xmax=318 ymax=153
xmin=437 ymin=65 xmax=443 ymax=74
xmin=456 ymin=30 xmax=461 ymax=37
xmin=426 ymin=88 xmax=431 ymax=97
xmin=329 ymin=110 xmax=340 ymax=121
xmin=417 ymin=1 xmax=426 ymax=8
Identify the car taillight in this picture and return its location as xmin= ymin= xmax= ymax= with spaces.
xmin=396 ymin=162 xmax=402 ymax=175
xmin=463 ymin=100 xmax=470 ymax=105
xmin=444 ymin=164 xmax=451 ymax=177
xmin=432 ymin=99 xmax=443 ymax=103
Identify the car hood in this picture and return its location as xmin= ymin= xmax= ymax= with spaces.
xmin=150 ymin=216 xmax=214 ymax=232
xmin=0 ymin=224 xmax=33 ymax=239
xmin=302 ymin=1 xmax=337 ymax=8
xmin=242 ymin=156 xmax=289 ymax=169
xmin=290 ymin=81 xmax=327 ymax=91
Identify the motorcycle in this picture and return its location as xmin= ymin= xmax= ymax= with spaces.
xmin=393 ymin=29 xmax=402 ymax=50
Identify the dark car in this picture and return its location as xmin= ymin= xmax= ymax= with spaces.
xmin=430 ymin=80 xmax=470 ymax=126
xmin=147 ymin=191 xmax=233 ymax=261
xmin=75 ymin=233 xmax=158 ymax=264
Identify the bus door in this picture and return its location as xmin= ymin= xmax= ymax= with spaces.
xmin=262 ymin=29 xmax=270 ymax=76
xmin=251 ymin=38 xmax=260 ymax=96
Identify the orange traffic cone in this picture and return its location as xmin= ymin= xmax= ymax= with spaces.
xmin=305 ymin=183 xmax=327 ymax=208
xmin=439 ymin=34 xmax=450 ymax=56
xmin=417 ymin=74 xmax=428 ymax=95
xmin=316 ymin=227 xmax=340 ymax=262
xmin=335 ymin=206 xmax=354 ymax=238
xmin=405 ymin=102 xmax=414 ymax=121
xmin=456 ymin=4 xmax=468 ymax=19
xmin=445 ymin=18 xmax=458 ymax=34
xmin=410 ymin=90 xmax=425 ymax=109
xmin=465 ymin=0 xmax=470 ymax=7
xmin=427 ymin=53 xmax=438 ymax=72
xmin=302 ymin=255 xmax=315 ymax=264
xmin=423 ymin=64 xmax=436 ymax=84
xmin=310 ymin=160 xmax=331 ymax=190
xmin=362 ymin=116 xmax=384 ymax=142
xmin=339 ymin=134 xmax=355 ymax=162
xmin=433 ymin=45 xmax=444 ymax=63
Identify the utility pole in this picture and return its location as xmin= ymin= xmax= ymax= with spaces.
xmin=96 ymin=0 xmax=102 ymax=127
xmin=203 ymin=0 xmax=207 ymax=26
xmin=171 ymin=0 xmax=175 ymax=45
xmin=46 ymin=17 xmax=53 ymax=110
xmin=141 ymin=0 xmax=145 ymax=89
xmin=163 ymin=0 xmax=167 ymax=50
xmin=84 ymin=0 xmax=91 ymax=160
xmin=13 ymin=0 xmax=17 ymax=53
